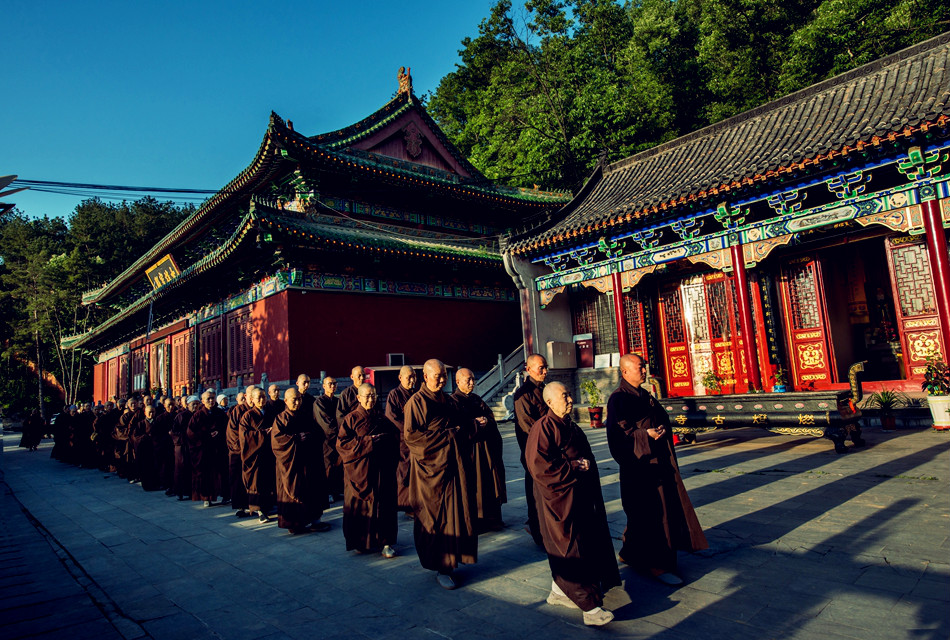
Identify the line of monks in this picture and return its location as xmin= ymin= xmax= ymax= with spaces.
xmin=42 ymin=353 xmax=706 ymax=628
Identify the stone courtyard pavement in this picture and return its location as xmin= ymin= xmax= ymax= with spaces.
xmin=1 ymin=421 xmax=947 ymax=640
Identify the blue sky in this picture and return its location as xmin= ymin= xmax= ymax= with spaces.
xmin=3 ymin=0 xmax=498 ymax=219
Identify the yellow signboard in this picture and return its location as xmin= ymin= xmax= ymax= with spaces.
xmin=145 ymin=255 xmax=181 ymax=289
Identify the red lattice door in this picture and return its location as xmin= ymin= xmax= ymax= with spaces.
xmin=885 ymin=236 xmax=947 ymax=381
xmin=658 ymin=285 xmax=694 ymax=396
xmin=703 ymin=272 xmax=750 ymax=393
xmin=779 ymin=257 xmax=836 ymax=390
xmin=622 ymin=293 xmax=649 ymax=364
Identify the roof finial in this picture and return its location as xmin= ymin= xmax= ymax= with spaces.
xmin=398 ymin=66 xmax=412 ymax=95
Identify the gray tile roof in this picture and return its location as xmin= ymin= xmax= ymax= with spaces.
xmin=509 ymin=32 xmax=950 ymax=255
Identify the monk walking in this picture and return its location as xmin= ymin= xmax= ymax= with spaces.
xmin=384 ymin=365 xmax=416 ymax=514
xmin=404 ymin=359 xmax=477 ymax=589
xmin=239 ymin=387 xmax=276 ymax=522
xmin=337 ymin=383 xmax=399 ymax=558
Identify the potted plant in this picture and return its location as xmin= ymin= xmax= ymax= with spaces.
xmin=701 ymin=368 xmax=724 ymax=395
xmin=921 ymin=353 xmax=950 ymax=431
xmin=864 ymin=389 xmax=907 ymax=432
xmin=772 ymin=366 xmax=788 ymax=393
xmin=579 ymin=378 xmax=604 ymax=428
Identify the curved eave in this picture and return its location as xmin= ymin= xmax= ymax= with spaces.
xmin=81 ymin=116 xmax=287 ymax=306
xmin=256 ymin=208 xmax=502 ymax=265
xmin=276 ymin=120 xmax=569 ymax=208
xmin=67 ymin=211 xmax=259 ymax=350
xmin=512 ymin=118 xmax=949 ymax=257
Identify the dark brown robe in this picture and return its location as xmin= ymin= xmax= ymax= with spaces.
xmin=526 ymin=410 xmax=621 ymax=611
xmin=271 ymin=407 xmax=327 ymax=530
xmin=93 ymin=409 xmax=119 ymax=471
xmin=384 ymin=384 xmax=415 ymax=510
xmin=513 ymin=377 xmax=546 ymax=545
xmin=337 ymin=384 xmax=359 ymax=419
xmin=187 ymin=406 xmax=218 ymax=501
xmin=152 ymin=410 xmax=175 ymax=489
xmin=114 ymin=409 xmax=141 ymax=478
xmin=606 ymin=379 xmax=708 ymax=571
xmin=171 ymin=409 xmax=192 ymax=498
xmin=239 ymin=407 xmax=276 ymax=513
xmin=337 ymin=405 xmax=399 ymax=552
xmin=227 ymin=403 xmax=251 ymax=510
xmin=314 ymin=393 xmax=343 ymax=497
xmin=72 ymin=411 xmax=96 ymax=467
xmin=19 ymin=412 xmax=45 ymax=450
xmin=130 ymin=416 xmax=160 ymax=491
xmin=404 ymin=386 xmax=477 ymax=573
xmin=451 ymin=389 xmax=507 ymax=528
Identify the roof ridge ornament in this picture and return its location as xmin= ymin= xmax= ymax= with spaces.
xmin=398 ymin=66 xmax=413 ymax=95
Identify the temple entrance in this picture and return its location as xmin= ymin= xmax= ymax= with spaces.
xmin=778 ymin=256 xmax=836 ymax=390
xmin=885 ymin=235 xmax=947 ymax=381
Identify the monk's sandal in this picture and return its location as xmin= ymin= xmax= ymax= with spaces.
xmin=546 ymin=591 xmax=578 ymax=609
xmin=583 ymin=608 xmax=614 ymax=626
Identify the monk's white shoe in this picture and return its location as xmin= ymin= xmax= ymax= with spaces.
xmin=381 ymin=545 xmax=396 ymax=559
xmin=655 ymin=572 xmax=683 ymax=586
xmin=436 ymin=573 xmax=457 ymax=590
xmin=583 ymin=608 xmax=614 ymax=626
xmin=546 ymin=591 xmax=578 ymax=609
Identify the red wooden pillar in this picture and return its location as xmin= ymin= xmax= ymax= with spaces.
xmin=612 ymin=271 xmax=630 ymax=356
xmin=730 ymin=243 xmax=762 ymax=390
xmin=922 ymin=197 xmax=950 ymax=355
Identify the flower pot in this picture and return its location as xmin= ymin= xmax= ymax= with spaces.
xmin=928 ymin=395 xmax=950 ymax=431
xmin=772 ymin=385 xmax=788 ymax=393
xmin=587 ymin=407 xmax=604 ymax=428
xmin=880 ymin=414 xmax=896 ymax=432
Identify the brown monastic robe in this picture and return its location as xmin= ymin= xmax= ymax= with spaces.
xmin=526 ymin=410 xmax=621 ymax=612
xmin=227 ymin=403 xmax=251 ymax=510
xmin=170 ymin=408 xmax=192 ymax=498
xmin=93 ymin=408 xmax=119 ymax=470
xmin=404 ymin=386 xmax=477 ymax=573
xmin=114 ymin=409 xmax=140 ymax=478
xmin=606 ymin=379 xmax=708 ymax=570
xmin=314 ymin=393 xmax=343 ymax=497
xmin=451 ymin=389 xmax=507 ymax=528
xmin=384 ymin=384 xmax=415 ymax=510
xmin=337 ymin=405 xmax=399 ymax=552
xmin=513 ymin=377 xmax=546 ymax=545
xmin=271 ymin=406 xmax=328 ymax=530
xmin=187 ymin=406 xmax=218 ymax=501
xmin=130 ymin=416 xmax=160 ymax=491
xmin=239 ymin=406 xmax=276 ymax=513
xmin=337 ymin=384 xmax=359 ymax=420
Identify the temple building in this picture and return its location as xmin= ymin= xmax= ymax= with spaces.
xmin=70 ymin=69 xmax=568 ymax=402
xmin=503 ymin=34 xmax=950 ymax=396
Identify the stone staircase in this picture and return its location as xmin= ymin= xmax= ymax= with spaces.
xmin=489 ymin=378 xmax=519 ymax=422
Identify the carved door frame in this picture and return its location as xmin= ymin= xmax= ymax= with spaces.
xmin=779 ymin=256 xmax=837 ymax=390
xmin=658 ymin=283 xmax=694 ymax=396
xmin=884 ymin=235 xmax=947 ymax=380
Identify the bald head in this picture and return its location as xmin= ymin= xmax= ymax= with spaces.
xmin=350 ymin=366 xmax=366 ymax=386
xmin=296 ymin=374 xmax=311 ymax=394
xmin=284 ymin=387 xmax=302 ymax=412
xmin=398 ymin=365 xmax=416 ymax=391
xmin=542 ymin=381 xmax=573 ymax=418
xmin=456 ymin=368 xmax=475 ymax=395
xmin=619 ymin=353 xmax=647 ymax=388
xmin=526 ymin=354 xmax=548 ymax=383
xmin=268 ymin=384 xmax=280 ymax=401
xmin=423 ymin=359 xmax=447 ymax=393
xmin=357 ymin=383 xmax=377 ymax=410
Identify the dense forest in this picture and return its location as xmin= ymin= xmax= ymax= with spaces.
xmin=1 ymin=0 xmax=946 ymax=418
xmin=428 ymin=0 xmax=949 ymax=190
xmin=0 ymin=199 xmax=192 ymax=417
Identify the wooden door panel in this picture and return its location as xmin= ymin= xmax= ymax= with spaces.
xmin=780 ymin=257 xmax=835 ymax=390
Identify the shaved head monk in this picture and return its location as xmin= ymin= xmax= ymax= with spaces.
xmin=512 ymin=353 xmax=549 ymax=546
xmin=451 ymin=367 xmax=506 ymax=532
xmin=526 ymin=381 xmax=621 ymax=626
xmin=338 ymin=366 xmax=367 ymax=418
xmin=384 ymin=365 xmax=417 ymax=514
xmin=404 ymin=359 xmax=477 ymax=590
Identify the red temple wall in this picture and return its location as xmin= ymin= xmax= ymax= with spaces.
xmin=286 ymin=289 xmax=521 ymax=378
xmin=251 ymin=291 xmax=290 ymax=384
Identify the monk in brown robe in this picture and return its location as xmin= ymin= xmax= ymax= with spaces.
xmin=114 ymin=398 xmax=141 ymax=479
xmin=131 ymin=404 xmax=161 ymax=491
xmin=337 ymin=366 xmax=366 ymax=418
xmin=512 ymin=353 xmax=548 ymax=546
xmin=337 ymin=383 xmax=399 ymax=557
xmin=154 ymin=398 xmax=176 ymax=493
xmin=384 ymin=365 xmax=416 ymax=513
xmin=452 ymin=368 xmax=506 ymax=532
xmin=526 ymin=382 xmax=620 ymax=627
xmin=227 ymin=386 xmax=254 ymax=517
xmin=271 ymin=388 xmax=331 ymax=534
xmin=295 ymin=374 xmax=316 ymax=417
xmin=93 ymin=403 xmax=118 ymax=470
xmin=239 ymin=387 xmax=276 ymax=522
xmin=404 ymin=359 xmax=477 ymax=590
xmin=606 ymin=353 xmax=708 ymax=586
xmin=171 ymin=396 xmax=197 ymax=500
xmin=314 ymin=376 xmax=343 ymax=500
xmin=187 ymin=391 xmax=221 ymax=506
xmin=265 ymin=384 xmax=285 ymax=419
